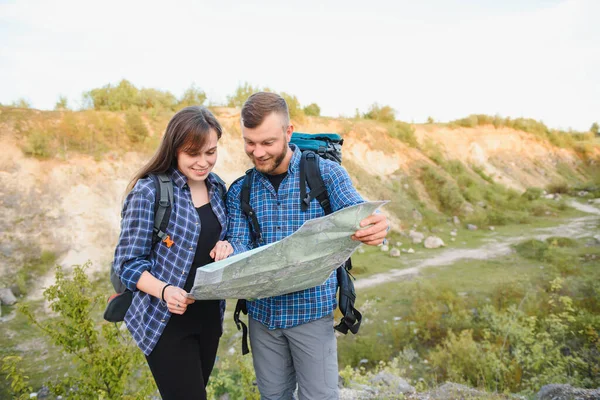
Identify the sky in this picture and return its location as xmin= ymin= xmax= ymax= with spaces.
xmin=1 ymin=0 xmax=598 ymax=131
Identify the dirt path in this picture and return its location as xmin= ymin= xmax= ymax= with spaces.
xmin=356 ymin=201 xmax=600 ymax=289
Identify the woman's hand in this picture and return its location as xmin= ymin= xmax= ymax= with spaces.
xmin=210 ymin=240 xmax=234 ymax=261
xmin=163 ymin=285 xmax=195 ymax=315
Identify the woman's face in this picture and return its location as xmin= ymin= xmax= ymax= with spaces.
xmin=176 ymin=129 xmax=219 ymax=184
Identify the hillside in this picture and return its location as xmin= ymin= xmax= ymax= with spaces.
xmin=0 ymin=106 xmax=598 ymax=288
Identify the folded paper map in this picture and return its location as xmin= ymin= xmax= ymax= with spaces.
xmin=189 ymin=201 xmax=387 ymax=300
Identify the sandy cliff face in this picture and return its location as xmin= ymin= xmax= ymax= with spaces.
xmin=0 ymin=110 xmax=595 ymax=287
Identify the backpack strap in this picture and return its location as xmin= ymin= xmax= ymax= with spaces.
xmin=106 ymin=173 xmax=174 ymax=322
xmin=240 ymin=169 xmax=263 ymax=246
xmin=233 ymin=299 xmax=250 ymax=355
xmin=300 ymin=151 xmax=331 ymax=213
xmin=334 ymin=260 xmax=362 ymax=334
xmin=151 ymin=173 xmax=173 ymax=246
xmin=299 ymin=154 xmax=362 ymax=334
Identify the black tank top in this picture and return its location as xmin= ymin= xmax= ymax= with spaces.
xmin=174 ymin=202 xmax=222 ymax=329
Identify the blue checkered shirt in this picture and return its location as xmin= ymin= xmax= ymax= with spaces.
xmin=113 ymin=169 xmax=227 ymax=355
xmin=227 ymin=145 xmax=364 ymax=329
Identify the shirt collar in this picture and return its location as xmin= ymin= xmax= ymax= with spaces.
xmin=169 ymin=167 xmax=221 ymax=191
xmin=287 ymin=143 xmax=301 ymax=174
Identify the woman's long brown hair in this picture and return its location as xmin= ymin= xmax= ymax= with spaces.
xmin=127 ymin=106 xmax=223 ymax=192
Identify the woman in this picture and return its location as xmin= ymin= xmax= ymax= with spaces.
xmin=113 ymin=106 xmax=232 ymax=399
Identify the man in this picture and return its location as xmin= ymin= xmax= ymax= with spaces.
xmin=227 ymin=92 xmax=388 ymax=399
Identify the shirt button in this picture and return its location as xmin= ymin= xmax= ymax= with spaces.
xmin=276 ymin=227 xmax=281 ymax=230
xmin=195 ymin=222 xmax=199 ymax=225
xmin=160 ymin=319 xmax=165 ymax=322
xmin=277 ymin=202 xmax=281 ymax=206
xmin=189 ymin=247 xmax=193 ymax=250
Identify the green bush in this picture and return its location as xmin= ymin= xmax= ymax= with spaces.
xmin=19 ymin=263 xmax=156 ymax=399
xmin=545 ymin=237 xmax=578 ymax=248
xmin=279 ymin=92 xmax=304 ymax=121
xmin=471 ymin=165 xmax=494 ymax=183
xmin=138 ymin=88 xmax=177 ymax=110
xmin=10 ymin=98 xmax=31 ymax=109
xmin=54 ymin=96 xmax=69 ymax=111
xmin=226 ymin=82 xmax=261 ymax=108
xmin=22 ymin=129 xmax=52 ymax=158
xmin=1 ymin=356 xmax=32 ymax=400
xmin=421 ymin=165 xmax=465 ymax=214
xmin=177 ymin=84 xmax=207 ymax=108
xmin=125 ymin=111 xmax=148 ymax=143
xmin=522 ymin=187 xmax=543 ymax=201
xmin=303 ymin=103 xmax=321 ymax=116
xmin=547 ymin=182 xmax=570 ymax=194
xmin=387 ymin=121 xmax=417 ymax=147
xmin=84 ymin=79 xmax=181 ymax=111
xmin=514 ymin=239 xmax=549 ymax=260
xmin=363 ymin=103 xmax=395 ymax=122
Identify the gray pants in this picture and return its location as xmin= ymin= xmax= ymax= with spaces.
xmin=249 ymin=314 xmax=339 ymax=400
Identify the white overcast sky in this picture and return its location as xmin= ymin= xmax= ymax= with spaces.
xmin=1 ymin=0 xmax=598 ymax=130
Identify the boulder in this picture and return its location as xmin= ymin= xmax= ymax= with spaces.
xmin=536 ymin=384 xmax=600 ymax=400
xmin=452 ymin=216 xmax=460 ymax=225
xmin=409 ymin=230 xmax=425 ymax=244
xmin=0 ymin=288 xmax=17 ymax=306
xmin=412 ymin=209 xmax=423 ymax=221
xmin=368 ymin=372 xmax=415 ymax=395
xmin=467 ymin=224 xmax=478 ymax=231
xmin=389 ymin=248 xmax=401 ymax=257
xmin=380 ymin=244 xmax=389 ymax=252
xmin=424 ymin=236 xmax=445 ymax=249
xmin=461 ymin=202 xmax=475 ymax=214
xmin=428 ymin=382 xmax=492 ymax=399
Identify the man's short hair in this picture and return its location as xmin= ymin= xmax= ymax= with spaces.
xmin=241 ymin=92 xmax=289 ymax=129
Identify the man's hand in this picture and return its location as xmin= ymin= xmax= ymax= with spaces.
xmin=352 ymin=213 xmax=389 ymax=246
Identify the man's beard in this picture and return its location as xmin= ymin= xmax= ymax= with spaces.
xmin=253 ymin=145 xmax=288 ymax=174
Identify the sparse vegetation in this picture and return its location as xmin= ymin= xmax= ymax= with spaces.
xmin=387 ymin=120 xmax=418 ymax=147
xmin=11 ymin=263 xmax=156 ymax=399
xmin=363 ymin=103 xmax=396 ymax=122
xmin=226 ymin=82 xmax=261 ymax=108
xmin=83 ymin=79 xmax=206 ymax=112
xmin=10 ymin=98 xmax=31 ymax=109
xmin=339 ymin=236 xmax=600 ymax=396
xmin=448 ymin=114 xmax=595 ymax=151
xmin=54 ymin=95 xmax=69 ymax=111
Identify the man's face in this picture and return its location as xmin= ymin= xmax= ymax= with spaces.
xmin=242 ymin=112 xmax=293 ymax=175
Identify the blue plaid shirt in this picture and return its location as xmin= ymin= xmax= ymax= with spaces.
xmin=113 ymin=168 xmax=227 ymax=355
xmin=227 ymin=145 xmax=364 ymax=329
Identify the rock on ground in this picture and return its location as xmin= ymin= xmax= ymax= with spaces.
xmin=535 ymin=384 xmax=600 ymax=400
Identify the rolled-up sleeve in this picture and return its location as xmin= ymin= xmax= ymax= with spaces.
xmin=113 ymin=185 xmax=155 ymax=291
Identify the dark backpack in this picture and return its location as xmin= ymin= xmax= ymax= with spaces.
xmin=233 ymin=132 xmax=362 ymax=355
xmin=104 ymin=173 xmax=174 ymax=323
